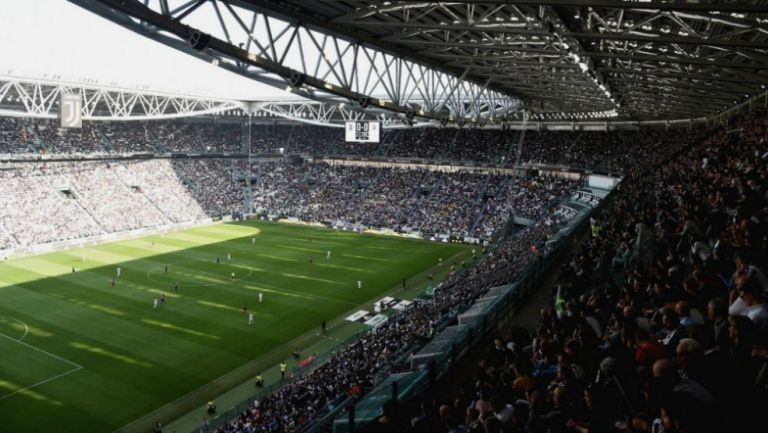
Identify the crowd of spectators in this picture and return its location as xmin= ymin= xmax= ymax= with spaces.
xmin=0 ymin=156 xmax=573 ymax=252
xmin=385 ymin=128 xmax=453 ymax=159
xmin=57 ymin=163 xmax=169 ymax=232
xmin=252 ymin=161 xmax=575 ymax=238
xmin=0 ymin=117 xmax=37 ymax=154
xmin=0 ymin=167 xmax=104 ymax=247
xmin=171 ymin=159 xmax=244 ymax=216
xmin=0 ymin=117 xmax=241 ymax=155
xmin=381 ymin=112 xmax=768 ymax=433
xmin=0 ymin=160 xmax=213 ymax=250
xmin=97 ymin=120 xmax=241 ymax=154
xmin=113 ymin=160 xmax=208 ymax=223
xmin=33 ymin=119 xmax=104 ymax=154
xmin=516 ymin=129 xmax=706 ymax=174
xmin=0 ymin=116 xmax=707 ymax=175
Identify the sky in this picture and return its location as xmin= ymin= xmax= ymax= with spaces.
xmin=0 ymin=0 xmax=293 ymax=100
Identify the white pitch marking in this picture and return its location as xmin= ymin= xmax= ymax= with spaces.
xmin=0 ymin=316 xmax=29 ymax=341
xmin=0 ymin=331 xmax=84 ymax=400
xmin=0 ymin=365 xmax=82 ymax=401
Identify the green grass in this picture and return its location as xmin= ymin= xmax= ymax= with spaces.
xmin=0 ymin=220 xmax=469 ymax=433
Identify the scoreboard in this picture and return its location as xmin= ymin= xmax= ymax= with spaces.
xmin=345 ymin=121 xmax=381 ymax=143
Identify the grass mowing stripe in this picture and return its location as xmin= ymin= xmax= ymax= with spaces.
xmin=0 ymin=220 xmax=469 ymax=433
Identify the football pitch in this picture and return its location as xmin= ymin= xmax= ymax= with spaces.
xmin=0 ymin=220 xmax=470 ymax=433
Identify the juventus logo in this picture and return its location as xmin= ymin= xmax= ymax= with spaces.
xmin=60 ymin=94 xmax=83 ymax=129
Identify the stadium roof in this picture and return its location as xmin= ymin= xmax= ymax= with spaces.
xmin=246 ymin=0 xmax=768 ymax=120
xmin=12 ymin=1 xmax=767 ymax=124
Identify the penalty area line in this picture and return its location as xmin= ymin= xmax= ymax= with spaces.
xmin=0 ymin=331 xmax=84 ymax=401
xmin=0 ymin=364 xmax=83 ymax=401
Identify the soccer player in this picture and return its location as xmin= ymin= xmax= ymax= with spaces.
xmin=326 ymin=249 xmax=331 ymax=259
xmin=164 ymin=265 xmax=168 ymax=276
xmin=160 ymin=293 xmax=166 ymax=304
xmin=242 ymin=301 xmax=248 ymax=313
xmin=116 ymin=267 xmax=121 ymax=277
xmin=309 ymin=256 xmax=314 ymax=264
xmin=173 ymin=281 xmax=179 ymax=293
xmin=216 ymin=256 xmax=220 ymax=264
xmin=72 ymin=266 xmax=76 ymax=273
xmin=153 ymin=297 xmax=159 ymax=309
xmin=111 ymin=277 xmax=115 ymax=287
xmin=251 ymin=237 xmax=256 ymax=245
xmin=248 ymin=312 xmax=254 ymax=325
xmin=258 ymin=292 xmax=263 ymax=304
xmin=280 ymin=361 xmax=287 ymax=380
xmin=231 ymin=272 xmax=236 ymax=281
xmin=357 ymin=280 xmax=362 ymax=289
xmin=227 ymin=252 xmax=231 ymax=263
xmin=322 ymin=320 xmax=327 ymax=335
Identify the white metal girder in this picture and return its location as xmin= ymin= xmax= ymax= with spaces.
xmin=0 ymin=74 xmax=243 ymax=121
xmin=252 ymin=101 xmax=438 ymax=129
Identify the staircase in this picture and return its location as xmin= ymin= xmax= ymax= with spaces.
xmin=503 ymin=129 xmax=521 ymax=163
xmin=440 ymin=129 xmax=461 ymax=159
xmin=469 ymin=176 xmax=491 ymax=234
xmin=39 ymin=173 xmax=106 ymax=233
xmin=114 ymin=163 xmax=172 ymax=224
xmin=24 ymin=122 xmax=45 ymax=154
xmin=375 ymin=130 xmax=397 ymax=156
xmin=426 ymin=172 xmax=444 ymax=199
xmin=561 ymin=132 xmax=581 ymax=165
xmin=94 ymin=125 xmax=114 ymax=153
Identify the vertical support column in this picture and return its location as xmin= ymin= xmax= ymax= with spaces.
xmin=428 ymin=360 xmax=436 ymax=386
xmin=347 ymin=403 xmax=356 ymax=433
xmin=513 ymin=111 xmax=528 ymax=177
xmin=391 ymin=380 xmax=399 ymax=404
xmin=242 ymin=107 xmax=255 ymax=216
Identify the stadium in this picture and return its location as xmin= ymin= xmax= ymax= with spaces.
xmin=0 ymin=1 xmax=766 ymax=433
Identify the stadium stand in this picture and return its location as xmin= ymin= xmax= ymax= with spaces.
xmin=0 ymin=157 xmax=573 ymax=252
xmin=0 ymin=117 xmax=700 ymax=174
xmin=363 ymin=111 xmax=768 ymax=433
xmin=7 ymin=3 xmax=768 ymax=433
xmin=0 ymin=112 xmax=763 ymax=433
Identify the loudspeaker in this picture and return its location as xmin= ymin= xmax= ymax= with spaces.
xmin=288 ymin=72 xmax=306 ymax=87
xmin=358 ymin=96 xmax=371 ymax=109
xmin=188 ymin=30 xmax=211 ymax=50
